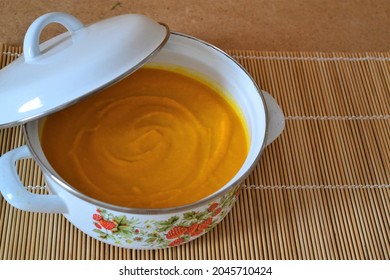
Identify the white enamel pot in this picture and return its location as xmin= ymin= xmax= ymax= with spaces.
xmin=0 ymin=13 xmax=284 ymax=249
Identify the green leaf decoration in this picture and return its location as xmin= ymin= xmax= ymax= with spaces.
xmin=145 ymin=237 xmax=157 ymax=243
xmin=195 ymin=211 xmax=208 ymax=220
xmin=183 ymin=211 xmax=197 ymax=219
xmin=154 ymin=216 xmax=179 ymax=232
xmin=167 ymin=215 xmax=179 ymax=224
xmin=118 ymin=231 xmax=132 ymax=239
xmin=113 ymin=215 xmax=126 ymax=224
xmin=180 ymin=220 xmax=194 ymax=227
xmin=220 ymin=189 xmax=236 ymax=209
xmin=93 ymin=229 xmax=105 ymax=235
xmin=118 ymin=225 xmax=133 ymax=231
xmin=128 ymin=217 xmax=140 ymax=226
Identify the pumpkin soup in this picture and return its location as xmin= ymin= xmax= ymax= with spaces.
xmin=41 ymin=67 xmax=248 ymax=208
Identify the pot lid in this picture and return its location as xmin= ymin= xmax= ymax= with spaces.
xmin=0 ymin=12 xmax=170 ymax=128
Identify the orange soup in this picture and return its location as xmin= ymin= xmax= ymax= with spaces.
xmin=41 ymin=67 xmax=248 ymax=208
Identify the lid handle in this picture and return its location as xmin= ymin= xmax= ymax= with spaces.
xmin=23 ymin=12 xmax=84 ymax=62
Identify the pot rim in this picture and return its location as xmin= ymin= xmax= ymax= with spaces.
xmin=23 ymin=32 xmax=269 ymax=215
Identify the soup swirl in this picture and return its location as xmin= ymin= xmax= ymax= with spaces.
xmin=41 ymin=67 xmax=248 ymax=208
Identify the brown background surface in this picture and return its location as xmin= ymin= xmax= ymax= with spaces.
xmin=0 ymin=0 xmax=390 ymax=52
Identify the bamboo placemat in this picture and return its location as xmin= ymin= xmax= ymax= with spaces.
xmin=0 ymin=43 xmax=389 ymax=260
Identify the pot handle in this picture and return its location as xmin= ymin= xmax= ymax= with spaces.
xmin=263 ymin=91 xmax=285 ymax=146
xmin=23 ymin=12 xmax=84 ymax=62
xmin=0 ymin=145 xmax=67 ymax=213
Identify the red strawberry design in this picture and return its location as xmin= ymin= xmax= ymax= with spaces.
xmin=99 ymin=220 xmax=117 ymax=230
xmin=94 ymin=222 xmax=102 ymax=229
xmin=186 ymin=223 xmax=199 ymax=235
xmin=93 ymin=214 xmax=102 ymax=221
xmin=168 ymin=238 xmax=185 ymax=247
xmin=211 ymin=207 xmax=222 ymax=217
xmin=190 ymin=230 xmax=204 ymax=237
xmin=198 ymin=218 xmax=212 ymax=231
xmin=134 ymin=229 xmax=140 ymax=234
xmin=212 ymin=207 xmax=222 ymax=217
xmin=208 ymin=202 xmax=219 ymax=212
xmin=166 ymin=226 xmax=187 ymax=239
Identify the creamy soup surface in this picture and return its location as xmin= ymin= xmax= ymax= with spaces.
xmin=41 ymin=66 xmax=248 ymax=208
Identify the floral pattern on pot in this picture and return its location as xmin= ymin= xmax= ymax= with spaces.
xmin=92 ymin=185 xmax=241 ymax=248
